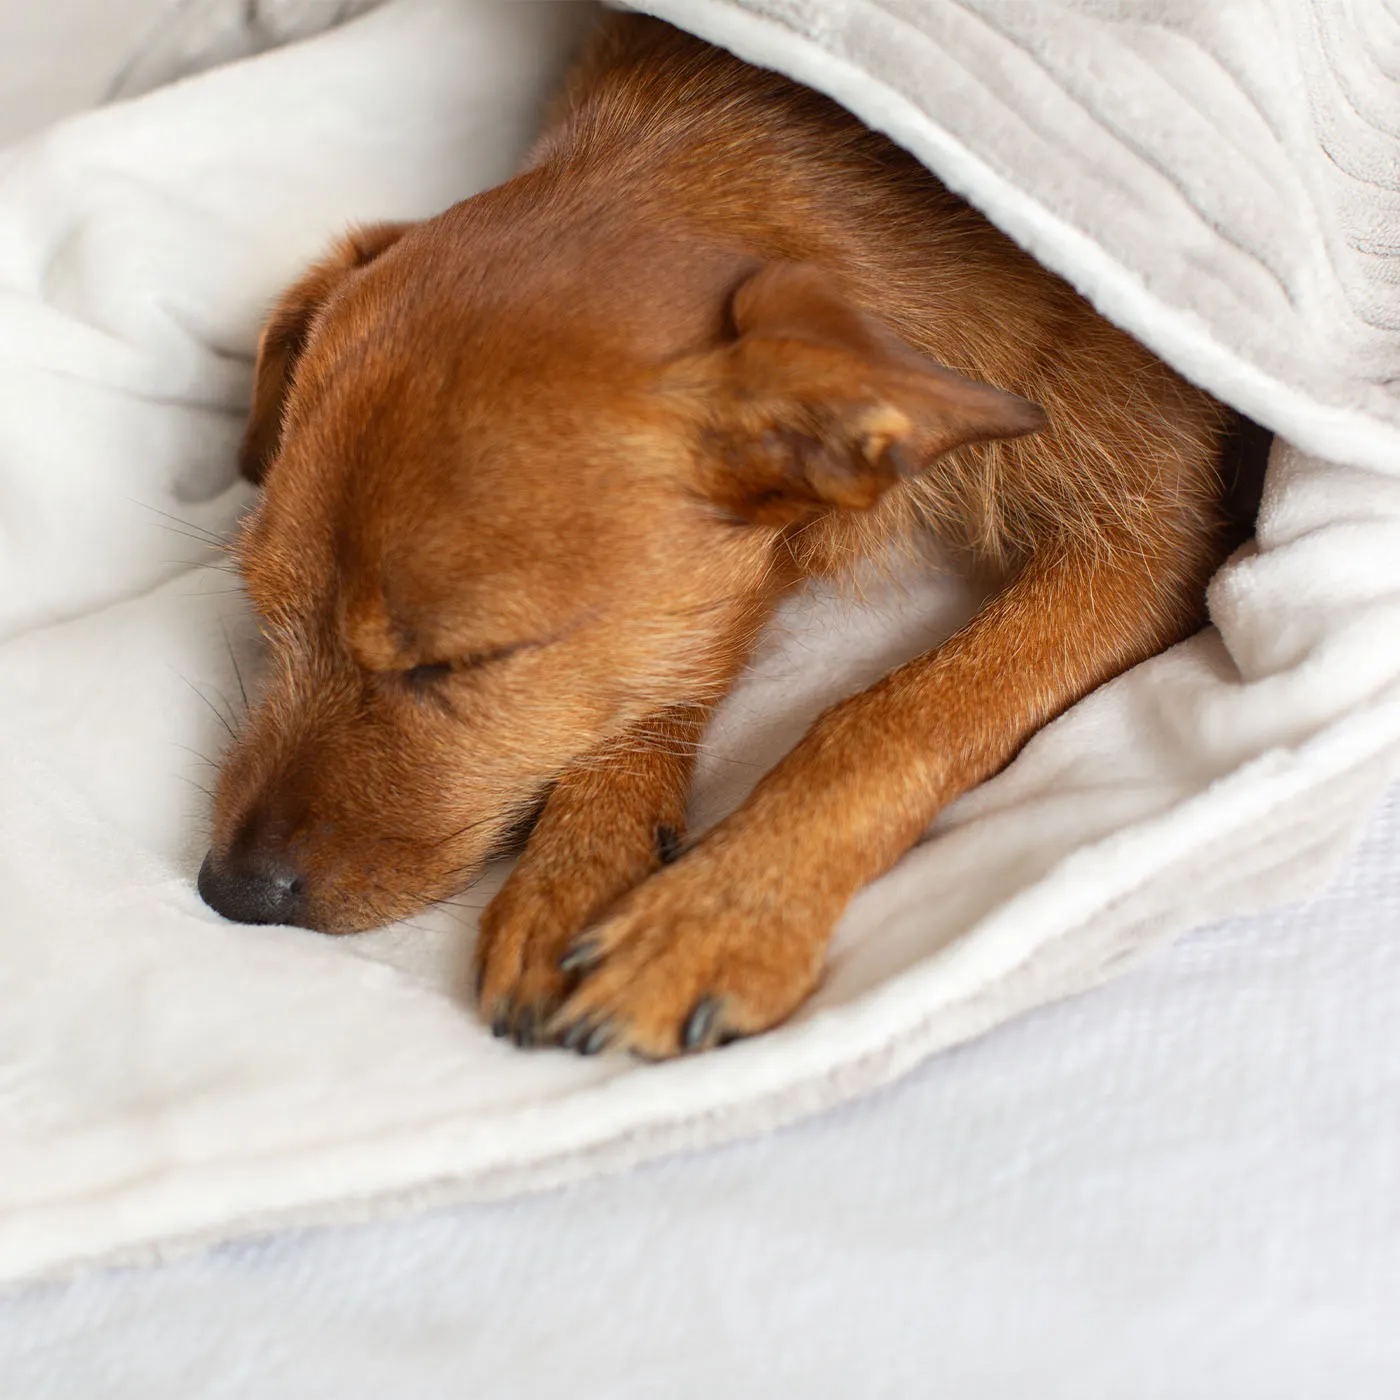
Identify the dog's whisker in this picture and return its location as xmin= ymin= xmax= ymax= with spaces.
xmin=221 ymin=621 xmax=251 ymax=715
xmin=129 ymin=499 xmax=233 ymax=547
xmin=171 ymin=670 xmax=239 ymax=744
xmin=156 ymin=558 xmax=234 ymax=574
xmin=150 ymin=525 xmax=229 ymax=553
xmin=208 ymin=686 xmax=242 ymax=737
xmin=168 ymin=741 xmax=219 ymax=767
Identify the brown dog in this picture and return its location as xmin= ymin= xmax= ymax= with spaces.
xmin=198 ymin=14 xmax=1237 ymax=1058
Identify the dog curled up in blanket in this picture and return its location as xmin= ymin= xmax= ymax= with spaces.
xmin=198 ymin=13 xmax=1256 ymax=1058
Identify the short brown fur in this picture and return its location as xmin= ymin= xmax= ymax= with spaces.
xmin=204 ymin=15 xmax=1234 ymax=1057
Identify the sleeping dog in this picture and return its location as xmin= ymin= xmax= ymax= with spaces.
xmin=198 ymin=13 xmax=1241 ymax=1058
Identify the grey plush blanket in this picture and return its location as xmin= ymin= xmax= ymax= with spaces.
xmin=623 ymin=0 xmax=1399 ymax=471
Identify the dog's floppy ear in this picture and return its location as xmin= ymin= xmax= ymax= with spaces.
xmin=239 ymin=222 xmax=412 ymax=484
xmin=695 ymin=262 xmax=1046 ymax=525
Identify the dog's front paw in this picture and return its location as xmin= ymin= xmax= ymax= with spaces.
xmin=475 ymin=709 xmax=702 ymax=1046
xmin=474 ymin=873 xmax=585 ymax=1048
xmin=547 ymin=836 xmax=831 ymax=1059
xmin=475 ymin=811 xmax=684 ymax=1047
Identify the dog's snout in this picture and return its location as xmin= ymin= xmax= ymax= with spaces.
xmin=197 ymin=847 xmax=306 ymax=927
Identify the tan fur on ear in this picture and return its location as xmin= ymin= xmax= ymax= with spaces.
xmin=699 ymin=262 xmax=1046 ymax=525
xmin=239 ymin=222 xmax=412 ymax=484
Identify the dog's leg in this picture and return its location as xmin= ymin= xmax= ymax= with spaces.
xmin=549 ymin=538 xmax=1210 ymax=1057
xmin=474 ymin=705 xmax=705 ymax=1045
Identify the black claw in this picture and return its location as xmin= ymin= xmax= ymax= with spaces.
xmin=560 ymin=1018 xmax=595 ymax=1052
xmin=490 ymin=1006 xmax=511 ymax=1039
xmin=682 ymin=995 xmax=722 ymax=1052
xmin=580 ymin=1022 xmax=614 ymax=1056
xmin=559 ymin=940 xmax=601 ymax=974
xmin=513 ymin=1006 xmax=537 ymax=1048
xmin=656 ymin=824 xmax=681 ymax=866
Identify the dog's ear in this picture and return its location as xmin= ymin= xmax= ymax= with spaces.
xmin=695 ymin=262 xmax=1046 ymax=525
xmin=239 ymin=222 xmax=412 ymax=484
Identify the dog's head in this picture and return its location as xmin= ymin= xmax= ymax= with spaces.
xmin=199 ymin=197 xmax=1043 ymax=932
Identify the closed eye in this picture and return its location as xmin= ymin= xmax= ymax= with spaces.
xmin=403 ymin=662 xmax=454 ymax=687
xmin=400 ymin=643 xmax=530 ymax=688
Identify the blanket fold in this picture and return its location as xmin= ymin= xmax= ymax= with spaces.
xmin=621 ymin=0 xmax=1400 ymax=470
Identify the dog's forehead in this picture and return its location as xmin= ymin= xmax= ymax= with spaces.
xmin=245 ymin=398 xmax=673 ymax=663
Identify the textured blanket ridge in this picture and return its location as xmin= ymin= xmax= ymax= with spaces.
xmin=1 ymin=0 xmax=1399 ymax=1286
xmin=623 ymin=0 xmax=1400 ymax=473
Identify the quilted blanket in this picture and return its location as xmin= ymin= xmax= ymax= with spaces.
xmin=624 ymin=0 xmax=1400 ymax=469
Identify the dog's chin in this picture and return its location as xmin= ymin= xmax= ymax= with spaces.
xmin=305 ymin=810 xmax=551 ymax=933
xmin=302 ymin=877 xmax=479 ymax=936
xmin=302 ymin=902 xmax=407 ymax=937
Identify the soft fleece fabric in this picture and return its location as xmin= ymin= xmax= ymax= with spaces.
xmin=4 ymin=791 xmax=1399 ymax=1398
xmin=0 ymin=0 xmax=1397 ymax=1285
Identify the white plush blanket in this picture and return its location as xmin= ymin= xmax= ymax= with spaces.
xmin=1 ymin=0 xmax=1398 ymax=1286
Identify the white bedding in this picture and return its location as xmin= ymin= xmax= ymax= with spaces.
xmin=1 ymin=0 xmax=1399 ymax=1291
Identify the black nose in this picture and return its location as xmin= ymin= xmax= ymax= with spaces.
xmin=197 ymin=848 xmax=306 ymax=926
